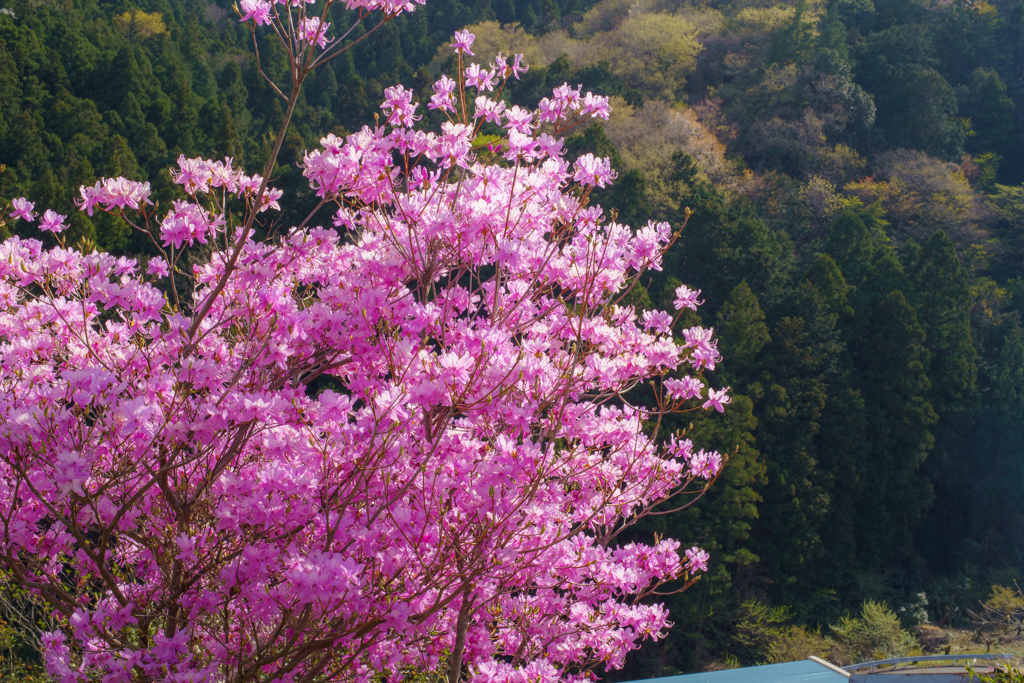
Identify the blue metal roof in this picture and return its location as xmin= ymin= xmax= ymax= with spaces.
xmin=631 ymin=659 xmax=850 ymax=683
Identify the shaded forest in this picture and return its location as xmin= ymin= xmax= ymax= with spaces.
xmin=1 ymin=0 xmax=1023 ymax=675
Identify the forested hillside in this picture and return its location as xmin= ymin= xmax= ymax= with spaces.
xmin=1 ymin=0 xmax=1023 ymax=675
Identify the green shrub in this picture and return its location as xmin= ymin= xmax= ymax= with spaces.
xmin=766 ymin=625 xmax=834 ymax=664
xmin=829 ymin=600 xmax=920 ymax=665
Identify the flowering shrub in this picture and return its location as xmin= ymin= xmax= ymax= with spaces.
xmin=0 ymin=2 xmax=729 ymax=682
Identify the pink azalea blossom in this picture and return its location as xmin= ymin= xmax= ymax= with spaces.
xmin=552 ymin=83 xmax=582 ymax=110
xmin=642 ymin=310 xmax=674 ymax=334
xmin=703 ymin=386 xmax=731 ymax=413
xmin=573 ymin=153 xmax=617 ymax=188
xmin=175 ymin=534 xmax=198 ymax=562
xmin=673 ymin=285 xmax=703 ymax=310
xmin=474 ymin=95 xmax=506 ymax=123
xmin=9 ymin=197 xmax=36 ymax=222
xmin=382 ymin=85 xmax=421 ymax=127
xmin=0 ymin=29 xmax=726 ymax=683
xmin=239 ymin=0 xmax=273 ymax=24
xmin=77 ymin=178 xmax=153 ymax=215
xmin=580 ymin=91 xmax=611 ymax=119
xmin=504 ymin=105 xmax=534 ymax=133
xmin=297 ymin=17 xmax=331 ymax=48
xmin=510 ymin=53 xmax=528 ymax=79
xmin=685 ymin=547 xmax=710 ymax=573
xmin=429 ymin=74 xmax=457 ymax=111
xmin=689 ymin=449 xmax=723 ymax=479
xmin=172 ymin=155 xmax=213 ymax=194
xmin=258 ymin=186 xmax=283 ymax=212
xmin=209 ymin=157 xmax=241 ymax=192
xmin=451 ymin=29 xmax=475 ymax=54
xmin=536 ymin=133 xmax=563 ymax=157
xmin=39 ymin=209 xmax=67 ymax=233
xmin=147 ymin=257 xmax=170 ymax=279
xmin=664 ymin=376 xmax=704 ymax=401
xmin=465 ymin=63 xmax=496 ymax=91
xmin=159 ymin=201 xmax=222 ymax=248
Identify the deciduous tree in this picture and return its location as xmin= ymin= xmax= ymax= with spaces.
xmin=0 ymin=4 xmax=730 ymax=683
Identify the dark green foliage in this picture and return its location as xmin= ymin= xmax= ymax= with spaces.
xmin=960 ymin=68 xmax=1016 ymax=154
xmin=520 ymin=4 xmax=538 ymax=30
xmin=723 ymin=50 xmax=875 ymax=176
xmin=853 ymin=22 xmax=964 ymax=157
xmin=769 ymin=0 xmax=817 ymax=66
xmin=805 ymin=254 xmax=850 ymax=316
xmin=616 ymin=133 xmax=1023 ymax=671
xmin=660 ymin=152 xmax=794 ymax=312
xmin=752 ymin=286 xmax=843 ymax=604
xmin=907 ymin=232 xmax=978 ymax=431
xmin=716 ymin=281 xmax=771 ymax=376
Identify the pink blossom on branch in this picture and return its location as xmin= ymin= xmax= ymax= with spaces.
xmin=673 ymin=284 xmax=703 ymax=310
xmin=664 ymin=376 xmax=704 ymax=401
xmin=504 ymin=105 xmax=534 ymax=133
xmin=159 ymin=200 xmax=223 ymax=248
xmin=685 ymin=547 xmax=711 ymax=573
xmin=689 ymin=449 xmax=724 ymax=479
xmin=703 ymin=386 xmax=732 ymax=413
xmin=297 ymin=16 xmax=332 ymax=48
xmin=77 ymin=177 xmax=152 ymax=215
xmin=171 ymin=154 xmax=214 ymax=193
xmin=430 ymin=73 xmax=458 ymax=111
xmin=581 ymin=91 xmax=612 ymax=119
xmin=573 ymin=153 xmax=617 ymax=188
xmin=39 ymin=209 xmax=67 ymax=233
xmin=9 ymin=197 xmax=36 ymax=222
xmin=451 ymin=28 xmax=475 ymax=54
xmin=0 ymin=25 xmax=731 ymax=683
xmin=147 ymin=256 xmax=170 ymax=278
xmin=239 ymin=0 xmax=273 ymax=24
xmin=382 ymin=84 xmax=421 ymax=127
xmin=465 ymin=63 xmax=497 ymax=91
xmin=474 ymin=95 xmax=507 ymax=124
xmin=512 ymin=53 xmax=528 ymax=78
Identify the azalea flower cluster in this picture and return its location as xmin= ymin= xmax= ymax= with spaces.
xmin=77 ymin=177 xmax=153 ymax=216
xmin=7 ymin=197 xmax=68 ymax=233
xmin=169 ymin=154 xmax=282 ymax=207
xmin=0 ymin=21 xmax=730 ymax=683
xmin=240 ymin=0 xmax=423 ymax=29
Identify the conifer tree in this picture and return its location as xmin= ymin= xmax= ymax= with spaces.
xmin=716 ymin=281 xmax=771 ymax=377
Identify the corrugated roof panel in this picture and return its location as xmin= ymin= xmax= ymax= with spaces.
xmin=628 ymin=659 xmax=851 ymax=683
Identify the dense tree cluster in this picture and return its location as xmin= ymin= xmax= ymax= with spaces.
xmin=1 ymin=0 xmax=1024 ymax=675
